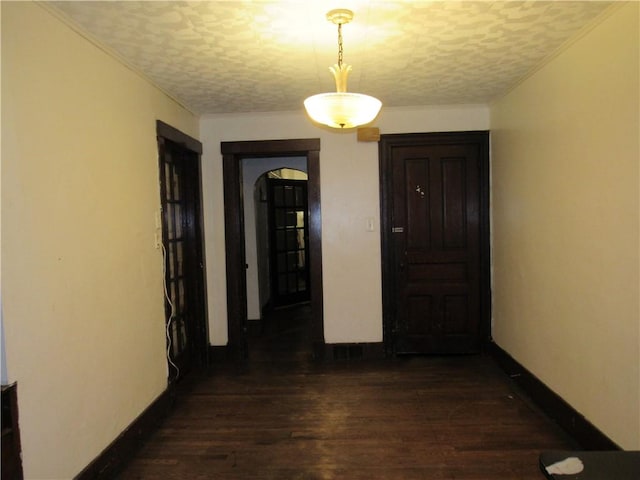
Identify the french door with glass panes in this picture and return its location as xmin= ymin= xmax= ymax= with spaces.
xmin=268 ymin=179 xmax=310 ymax=307
xmin=157 ymin=121 xmax=207 ymax=381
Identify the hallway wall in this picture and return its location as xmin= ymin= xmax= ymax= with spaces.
xmin=200 ymin=105 xmax=489 ymax=346
xmin=2 ymin=3 xmax=198 ymax=477
xmin=490 ymin=2 xmax=639 ymax=449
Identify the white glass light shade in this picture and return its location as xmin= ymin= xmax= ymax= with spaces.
xmin=304 ymin=92 xmax=382 ymax=129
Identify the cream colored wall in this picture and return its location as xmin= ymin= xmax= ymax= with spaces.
xmin=1 ymin=3 xmax=198 ymax=478
xmin=200 ymin=105 xmax=489 ymax=346
xmin=490 ymin=3 xmax=639 ymax=449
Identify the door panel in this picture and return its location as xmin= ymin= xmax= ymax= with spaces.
xmin=162 ymin=152 xmax=190 ymax=370
xmin=442 ymin=157 xmax=467 ymax=248
xmin=268 ymin=179 xmax=310 ymax=307
xmin=380 ymin=132 xmax=489 ymax=355
xmin=157 ymin=121 xmax=207 ymax=380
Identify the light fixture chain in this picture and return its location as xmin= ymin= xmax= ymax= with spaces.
xmin=304 ymin=8 xmax=382 ymax=129
xmin=337 ymin=22 xmax=343 ymax=67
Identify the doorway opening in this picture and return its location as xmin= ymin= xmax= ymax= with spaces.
xmin=243 ymin=161 xmax=312 ymax=364
xmin=251 ymin=166 xmax=310 ymax=313
xmin=221 ymin=139 xmax=323 ymax=362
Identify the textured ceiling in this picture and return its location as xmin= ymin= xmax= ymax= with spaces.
xmin=47 ymin=1 xmax=614 ymax=115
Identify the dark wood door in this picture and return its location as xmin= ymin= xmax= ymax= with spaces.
xmin=380 ymin=132 xmax=490 ymax=354
xmin=157 ymin=121 xmax=208 ymax=381
xmin=268 ymin=179 xmax=310 ymax=307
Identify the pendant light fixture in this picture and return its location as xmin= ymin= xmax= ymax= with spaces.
xmin=304 ymin=9 xmax=382 ymax=129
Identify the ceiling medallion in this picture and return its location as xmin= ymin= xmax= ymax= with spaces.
xmin=304 ymin=9 xmax=382 ymax=129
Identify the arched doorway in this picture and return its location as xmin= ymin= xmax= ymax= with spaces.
xmin=251 ymin=167 xmax=309 ymax=313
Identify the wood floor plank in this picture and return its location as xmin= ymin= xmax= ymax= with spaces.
xmin=116 ymin=357 xmax=574 ymax=479
xmin=116 ymin=306 xmax=574 ymax=479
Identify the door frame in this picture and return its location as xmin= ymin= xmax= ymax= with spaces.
xmin=156 ymin=120 xmax=209 ymax=378
xmin=221 ymin=139 xmax=323 ymax=360
xmin=378 ymin=131 xmax=491 ymax=354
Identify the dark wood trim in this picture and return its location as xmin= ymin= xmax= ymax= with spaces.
xmin=378 ymin=139 xmax=391 ymax=356
xmin=378 ymin=131 xmax=491 ymax=355
xmin=221 ymin=139 xmax=324 ymax=362
xmin=2 ymin=383 xmax=23 ymax=480
xmin=221 ymin=138 xmax=319 ymax=157
xmin=156 ymin=120 xmax=202 ymax=154
xmin=476 ymin=133 xmax=492 ymax=348
xmin=487 ymin=342 xmax=621 ymax=451
xmin=75 ymin=387 xmax=175 ymax=480
xmin=222 ymin=152 xmax=247 ymax=360
xmin=306 ymin=148 xmax=324 ymax=353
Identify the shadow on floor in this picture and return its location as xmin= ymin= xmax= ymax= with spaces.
xmin=246 ymin=302 xmax=314 ymax=367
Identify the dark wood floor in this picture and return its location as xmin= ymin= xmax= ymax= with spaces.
xmin=116 ymin=304 xmax=575 ymax=479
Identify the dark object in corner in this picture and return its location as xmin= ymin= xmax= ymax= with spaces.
xmin=2 ymin=383 xmax=23 ymax=480
xmin=539 ymin=450 xmax=640 ymax=479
